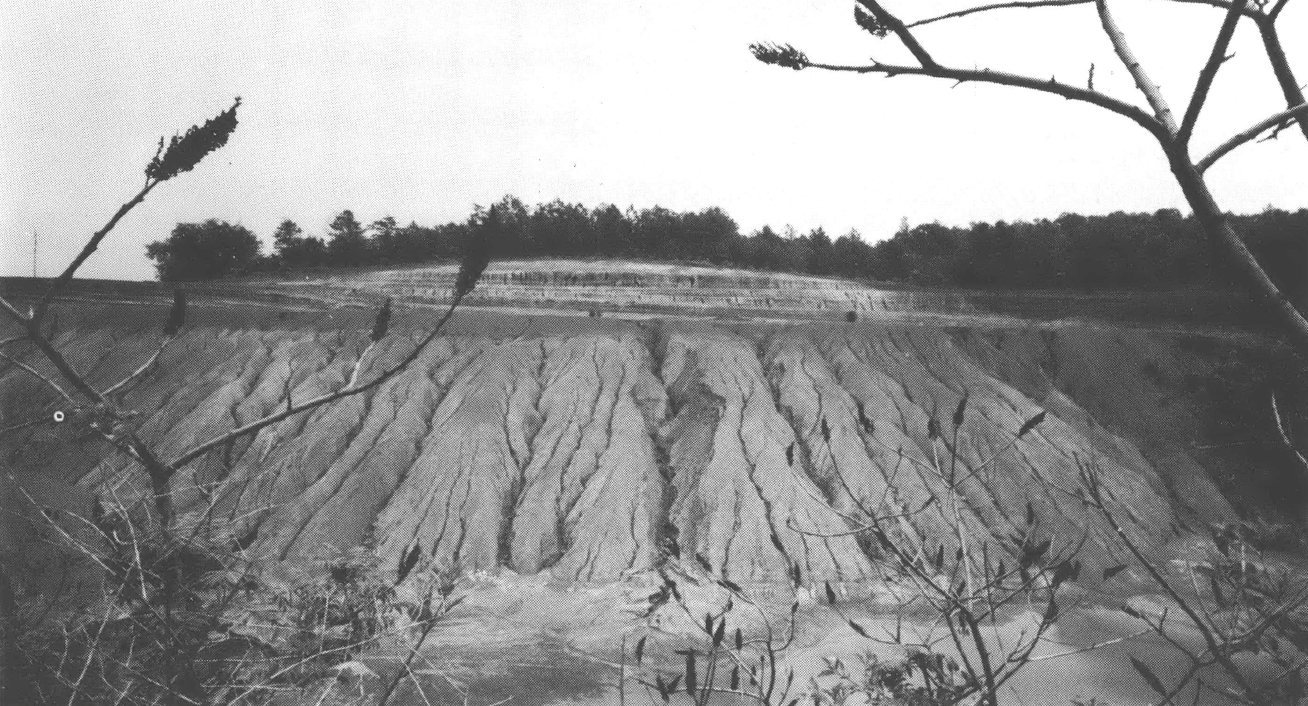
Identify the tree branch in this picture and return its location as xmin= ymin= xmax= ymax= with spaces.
xmin=854 ymin=0 xmax=939 ymax=68
xmin=1179 ymin=0 xmax=1248 ymax=145
xmin=33 ymin=180 xmax=159 ymax=326
xmin=21 ymin=320 xmax=108 ymax=405
xmin=0 ymin=351 xmax=76 ymax=405
xmin=907 ymin=0 xmax=1090 ymax=28
xmin=1171 ymin=0 xmax=1265 ymax=19
xmin=165 ymin=293 xmax=465 ymax=473
xmin=805 ymin=60 xmax=1170 ymax=139
xmin=1196 ymin=101 xmax=1308 ymax=171
xmin=103 ymin=335 xmax=178 ymax=400
xmin=1095 ymin=0 xmax=1180 ymax=136
xmin=1271 ymin=391 xmax=1308 ymax=478
xmin=1255 ymin=19 xmax=1308 ymax=145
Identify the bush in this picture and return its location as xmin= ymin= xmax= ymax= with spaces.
xmin=146 ymin=219 xmax=263 ymax=281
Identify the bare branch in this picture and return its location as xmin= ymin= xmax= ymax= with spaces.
xmin=166 ymin=293 xmax=466 ymax=473
xmin=854 ymin=0 xmax=939 ymax=68
xmin=907 ymin=0 xmax=1090 ymax=28
xmin=1271 ymin=391 xmax=1308 ymax=476
xmin=1095 ymin=0 xmax=1180 ymax=135
xmin=0 ymin=351 xmax=76 ymax=405
xmin=1255 ymin=19 xmax=1308 ymax=145
xmin=103 ymin=335 xmax=178 ymax=400
xmin=32 ymin=181 xmax=159 ymax=326
xmin=805 ymin=60 xmax=1170 ymax=139
xmin=1179 ymin=0 xmax=1248 ymax=145
xmin=21 ymin=320 xmax=108 ymax=405
xmin=0 ymin=295 xmax=31 ymax=327
xmin=1196 ymin=101 xmax=1308 ymax=171
xmin=1171 ymin=0 xmax=1266 ymax=19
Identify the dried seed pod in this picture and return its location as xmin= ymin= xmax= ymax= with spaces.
xmin=145 ymin=98 xmax=241 ymax=182
xmin=371 ymin=297 xmax=392 ymax=342
xmin=163 ymin=289 xmax=186 ymax=336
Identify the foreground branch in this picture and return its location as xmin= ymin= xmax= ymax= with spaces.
xmin=803 ymin=59 xmax=1169 ymax=139
xmin=1197 ymin=101 xmax=1308 ymax=171
xmin=907 ymin=0 xmax=1090 ymax=28
xmin=1179 ymin=0 xmax=1248 ymax=144
xmin=1095 ymin=0 xmax=1180 ymax=135
xmin=165 ymin=292 xmax=467 ymax=474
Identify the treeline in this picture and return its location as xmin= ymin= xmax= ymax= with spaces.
xmin=145 ymin=195 xmax=1306 ymax=299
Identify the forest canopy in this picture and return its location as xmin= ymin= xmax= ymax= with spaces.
xmin=147 ymin=196 xmax=1306 ymax=302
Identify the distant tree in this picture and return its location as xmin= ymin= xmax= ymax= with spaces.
xmin=751 ymin=0 xmax=1308 ymax=349
xmin=272 ymin=218 xmax=302 ymax=256
xmin=270 ymin=218 xmax=327 ymax=269
xmin=683 ymin=206 xmax=741 ymax=263
xmin=326 ymin=209 xmax=371 ymax=266
xmin=592 ymin=203 xmax=635 ymax=256
xmin=370 ymin=215 xmax=400 ymax=263
xmin=475 ymin=196 xmax=530 ymax=256
xmin=806 ymin=226 xmax=835 ymax=275
xmin=748 ymin=225 xmax=786 ymax=271
xmin=530 ymin=200 xmax=593 ymax=256
xmin=145 ymin=219 xmax=261 ymax=281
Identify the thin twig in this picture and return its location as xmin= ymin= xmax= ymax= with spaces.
xmin=0 ymin=350 xmax=77 ymax=404
xmin=167 ymin=293 xmax=464 ymax=473
xmin=907 ymin=0 xmax=1089 ymax=28
xmin=103 ymin=335 xmax=178 ymax=399
xmin=1197 ymin=101 xmax=1308 ymax=171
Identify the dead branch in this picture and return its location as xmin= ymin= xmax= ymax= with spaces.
xmin=855 ymin=0 xmax=939 ymax=68
xmin=1095 ymin=0 xmax=1180 ymax=135
xmin=1179 ymin=0 xmax=1248 ymax=144
xmin=1270 ymin=391 xmax=1308 ymax=476
xmin=165 ymin=291 xmax=466 ymax=474
xmin=802 ymin=59 xmax=1169 ymax=139
xmin=907 ymin=0 xmax=1090 ymax=28
xmin=0 ymin=351 xmax=76 ymax=405
xmin=1197 ymin=101 xmax=1308 ymax=171
xmin=102 ymin=335 xmax=178 ymax=401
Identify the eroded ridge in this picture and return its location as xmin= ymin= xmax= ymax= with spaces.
xmin=816 ymin=326 xmax=1178 ymax=570
xmin=0 ymin=310 xmax=1251 ymax=588
xmin=232 ymin=336 xmax=476 ymax=563
xmin=510 ymin=334 xmax=668 ymax=582
xmin=371 ymin=339 xmax=544 ymax=576
xmin=660 ymin=324 xmax=874 ymax=585
xmin=764 ymin=330 xmax=979 ymax=568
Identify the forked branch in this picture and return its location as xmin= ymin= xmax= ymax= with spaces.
xmin=1179 ymin=0 xmax=1248 ymax=144
xmin=855 ymin=0 xmax=939 ymax=68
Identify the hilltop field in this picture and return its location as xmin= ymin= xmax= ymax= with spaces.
xmin=2 ymin=261 xmax=1305 ymax=705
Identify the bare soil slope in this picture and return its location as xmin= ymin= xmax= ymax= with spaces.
xmin=0 ymin=265 xmax=1299 ymax=591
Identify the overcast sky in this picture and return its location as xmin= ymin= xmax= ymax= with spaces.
xmin=2 ymin=0 xmax=1304 ymax=280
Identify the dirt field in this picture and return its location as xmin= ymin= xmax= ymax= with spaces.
xmin=1 ymin=263 xmax=1302 ymax=705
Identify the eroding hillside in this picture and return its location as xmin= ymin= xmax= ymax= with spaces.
xmin=5 ymin=273 xmax=1295 ymax=592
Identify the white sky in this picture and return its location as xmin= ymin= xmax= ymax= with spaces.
xmin=1 ymin=0 xmax=1304 ymax=280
